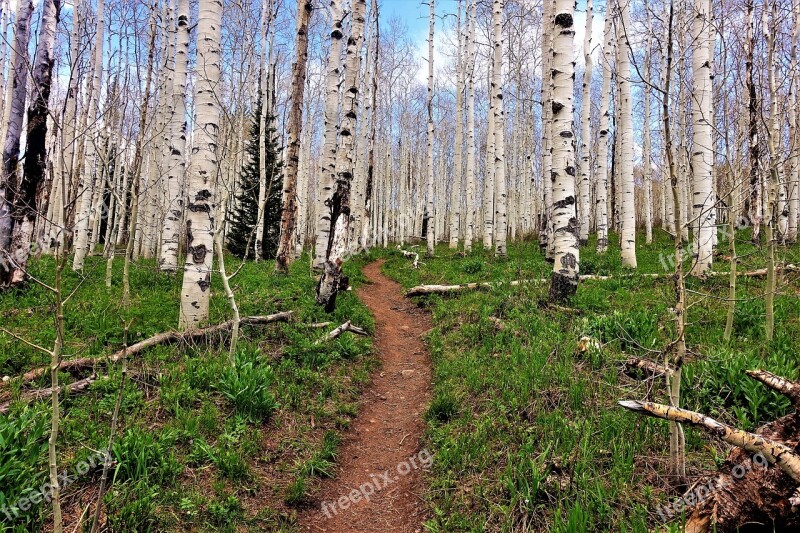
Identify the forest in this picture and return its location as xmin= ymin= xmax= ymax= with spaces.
xmin=0 ymin=0 xmax=799 ymax=530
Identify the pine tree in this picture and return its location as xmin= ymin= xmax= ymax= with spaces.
xmin=227 ymin=98 xmax=283 ymax=259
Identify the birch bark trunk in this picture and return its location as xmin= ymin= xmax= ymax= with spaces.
xmin=616 ymin=0 xmax=637 ymax=268
xmin=492 ymin=0 xmax=507 ymax=257
xmin=72 ymin=0 xmax=106 ymax=271
xmin=7 ymin=0 xmax=61 ymax=285
xmin=595 ymin=9 xmax=613 ymax=253
xmin=579 ymin=0 xmax=593 ymax=246
xmin=178 ymin=0 xmax=223 ymax=329
xmin=464 ymin=0 xmax=477 ymax=252
xmin=450 ymin=0 xmax=464 ymax=250
xmin=425 ymin=0 xmax=436 ymax=257
xmin=313 ymin=0 xmax=345 ymax=270
xmin=690 ymin=0 xmax=714 ymax=275
xmin=159 ymin=0 xmax=190 ymax=271
xmin=548 ymin=0 xmax=579 ymax=301
xmin=0 ymin=0 xmax=33 ymax=284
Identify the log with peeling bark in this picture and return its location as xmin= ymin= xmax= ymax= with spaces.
xmin=396 ymin=246 xmax=420 ymax=268
xmin=315 ymin=320 xmax=369 ymax=344
xmin=623 ymin=356 xmax=674 ymax=378
xmin=3 ymin=312 xmax=294 ymax=387
xmin=620 ymin=368 xmax=800 ymax=531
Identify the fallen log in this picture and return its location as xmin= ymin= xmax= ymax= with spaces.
xmin=620 ymin=368 xmax=800 ymax=532
xmin=405 ymin=279 xmax=538 ymax=297
xmin=0 ymin=374 xmax=98 ymax=414
xmin=315 ymin=320 xmax=369 ymax=344
xmin=623 ymin=356 xmax=674 ymax=378
xmin=3 ymin=312 xmax=294 ymax=387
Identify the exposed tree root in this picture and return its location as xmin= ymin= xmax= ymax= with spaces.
xmin=620 ymin=368 xmax=800 ymax=531
xmin=2 ymin=312 xmax=294 ymax=388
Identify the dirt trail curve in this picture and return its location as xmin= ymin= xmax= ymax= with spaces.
xmin=296 ymin=260 xmax=432 ymax=532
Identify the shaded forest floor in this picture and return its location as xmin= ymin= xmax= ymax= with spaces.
xmin=1 ymin=228 xmax=800 ymax=531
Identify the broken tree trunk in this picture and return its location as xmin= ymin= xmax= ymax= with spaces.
xmin=315 ymin=320 xmax=368 ymax=344
xmin=620 ymin=368 xmax=800 ymax=531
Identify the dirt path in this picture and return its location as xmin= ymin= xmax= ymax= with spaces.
xmin=296 ymin=260 xmax=432 ymax=532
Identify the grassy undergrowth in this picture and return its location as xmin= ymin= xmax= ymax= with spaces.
xmin=381 ymin=229 xmax=800 ymax=532
xmin=0 ymin=251 xmax=378 ymax=532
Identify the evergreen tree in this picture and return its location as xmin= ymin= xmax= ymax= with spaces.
xmin=227 ymin=97 xmax=283 ymax=258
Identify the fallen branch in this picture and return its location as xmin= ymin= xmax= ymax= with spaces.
xmin=0 ymin=374 xmax=98 ymax=414
xmin=623 ymin=356 xmax=674 ymax=378
xmin=315 ymin=320 xmax=369 ymax=344
xmin=4 ymin=312 xmax=294 ymax=387
xmin=404 ymin=266 xmax=800 ymax=298
xmin=396 ymin=245 xmax=420 ymax=268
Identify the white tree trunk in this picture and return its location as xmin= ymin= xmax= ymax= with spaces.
xmin=492 ymin=0 xmax=507 ymax=256
xmin=616 ymin=0 xmax=637 ymax=268
xmin=548 ymin=0 xmax=579 ymax=301
xmin=690 ymin=0 xmax=714 ymax=275
xmin=642 ymin=10 xmax=653 ymax=245
xmin=595 ymin=9 xmax=613 ymax=254
xmin=450 ymin=0 xmax=464 ymax=250
xmin=464 ymin=0 xmax=477 ymax=252
xmin=254 ymin=0 xmax=274 ymax=261
xmin=578 ymin=0 xmax=593 ymax=246
xmin=425 ymin=0 xmax=436 ymax=256
xmin=790 ymin=0 xmax=800 ymax=244
xmin=159 ymin=0 xmax=190 ymax=271
xmin=178 ymin=0 xmax=223 ymax=329
xmin=72 ymin=0 xmax=106 ymax=271
xmin=314 ymin=0 xmax=345 ymax=269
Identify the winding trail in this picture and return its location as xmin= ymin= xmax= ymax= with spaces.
xmin=297 ymin=260 xmax=432 ymax=532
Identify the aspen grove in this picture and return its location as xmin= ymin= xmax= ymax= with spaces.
xmin=1 ymin=0 xmax=800 ymax=530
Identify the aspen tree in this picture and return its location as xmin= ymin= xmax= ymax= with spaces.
xmin=316 ymin=0 xmax=366 ymax=308
xmin=540 ymin=0 xmax=553 ymax=253
xmin=160 ymin=0 xmax=190 ymax=271
xmin=8 ymin=0 xmax=61 ymax=285
xmin=450 ymin=0 xmax=464 ymax=250
xmin=790 ymin=1 xmax=800 ymax=244
xmin=0 ymin=0 xmax=34 ymax=285
xmin=579 ymin=0 xmax=593 ymax=246
xmin=764 ymin=0 xmax=779 ymax=341
xmin=596 ymin=8 xmax=613 ymax=253
xmin=275 ymin=0 xmax=314 ymax=273
xmin=548 ymin=0 xmax=579 ymax=302
xmin=464 ymin=0 xmax=477 ymax=252
xmin=746 ymin=0 xmax=761 ymax=244
xmin=484 ymin=59 xmax=496 ymax=251
xmin=178 ymin=0 xmax=223 ymax=329
xmin=72 ymin=0 xmax=106 ymax=271
xmin=314 ymin=0 xmax=345 ymax=270
xmin=642 ymin=2 xmax=653 ymax=245
xmin=425 ymin=0 xmax=436 ymax=257
xmin=255 ymin=0 xmax=275 ymax=261
xmin=690 ymin=0 xmax=714 ymax=275
xmin=616 ymin=0 xmax=636 ymax=268
xmin=492 ymin=0 xmax=507 ymax=257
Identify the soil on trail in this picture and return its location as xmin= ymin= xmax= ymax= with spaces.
xmin=296 ymin=260 xmax=432 ymax=532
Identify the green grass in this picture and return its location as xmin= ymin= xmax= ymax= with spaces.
xmin=381 ymin=229 xmax=800 ymax=532
xmin=0 ymin=251 xmax=377 ymax=531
